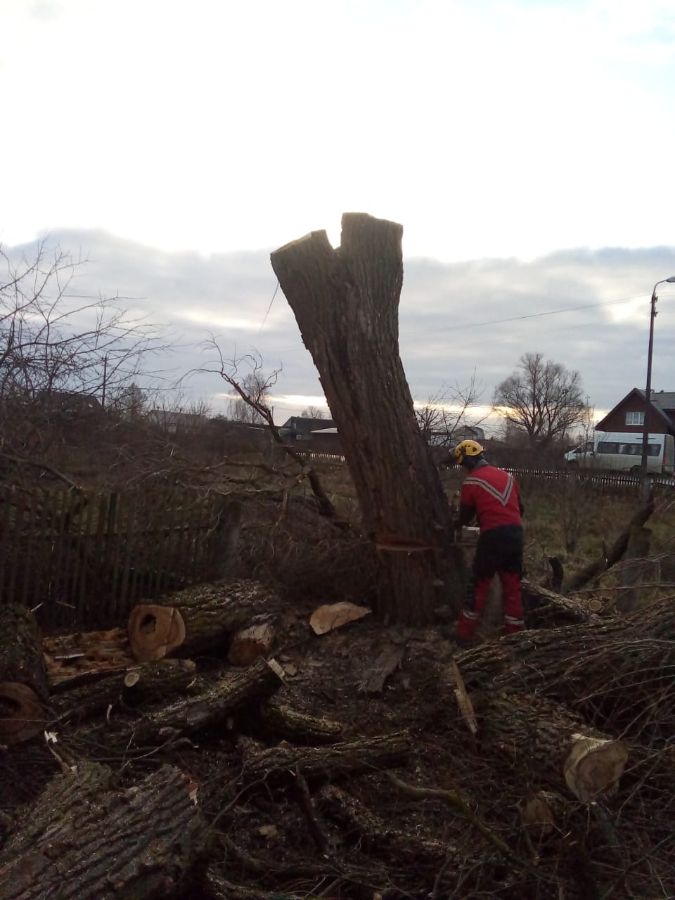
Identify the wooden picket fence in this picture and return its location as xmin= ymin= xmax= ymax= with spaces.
xmin=0 ymin=484 xmax=239 ymax=628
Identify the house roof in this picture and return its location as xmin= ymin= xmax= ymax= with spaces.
xmin=596 ymin=387 xmax=675 ymax=431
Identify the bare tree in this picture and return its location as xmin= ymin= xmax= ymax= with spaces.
xmin=0 ymin=240 xmax=161 ymax=408
xmin=300 ymin=406 xmax=325 ymax=419
xmin=493 ymin=353 xmax=587 ymax=449
xmin=415 ymin=373 xmax=486 ymax=446
xmin=195 ymin=344 xmax=339 ymax=521
xmin=227 ymin=368 xmax=274 ymax=425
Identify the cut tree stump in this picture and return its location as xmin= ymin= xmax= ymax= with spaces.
xmin=128 ymin=579 xmax=281 ymax=662
xmin=480 ymin=692 xmax=628 ymax=801
xmin=0 ymin=762 xmax=203 ymax=899
xmin=0 ymin=605 xmax=48 ymax=744
xmin=271 ymin=213 xmax=466 ymax=625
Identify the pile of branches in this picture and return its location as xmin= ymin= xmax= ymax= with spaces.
xmin=1 ymin=575 xmax=674 ymax=898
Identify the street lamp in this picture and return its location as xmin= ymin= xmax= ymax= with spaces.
xmin=640 ymin=276 xmax=675 ymax=480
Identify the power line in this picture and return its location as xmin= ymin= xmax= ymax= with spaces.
xmin=450 ymin=294 xmax=645 ymax=330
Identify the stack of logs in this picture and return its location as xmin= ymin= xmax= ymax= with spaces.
xmin=1 ymin=577 xmax=674 ymax=898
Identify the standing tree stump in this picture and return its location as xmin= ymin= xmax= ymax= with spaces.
xmin=271 ymin=213 xmax=464 ymax=624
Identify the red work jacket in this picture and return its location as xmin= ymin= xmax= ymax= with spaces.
xmin=459 ymin=465 xmax=523 ymax=533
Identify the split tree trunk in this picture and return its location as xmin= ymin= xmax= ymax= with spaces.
xmin=0 ymin=762 xmax=203 ymax=899
xmin=0 ymin=604 xmax=48 ymax=744
xmin=128 ymin=579 xmax=280 ymax=662
xmin=271 ymin=213 xmax=464 ymax=624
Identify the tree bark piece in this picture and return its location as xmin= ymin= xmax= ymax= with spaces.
xmin=0 ymin=605 xmax=48 ymax=744
xmin=49 ymin=659 xmax=197 ymax=725
xmin=357 ymin=641 xmax=405 ymax=695
xmin=480 ymin=692 xmax=628 ymax=801
xmin=228 ymin=620 xmax=275 ymax=666
xmin=271 ymin=213 xmax=465 ymax=624
xmin=0 ymin=762 xmax=202 ymax=899
xmin=239 ymin=731 xmax=411 ymax=788
xmin=128 ymin=579 xmax=281 ymax=662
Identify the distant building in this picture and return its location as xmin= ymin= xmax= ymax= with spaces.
xmin=279 ymin=416 xmax=336 ymax=442
xmin=595 ymin=388 xmax=675 ymax=438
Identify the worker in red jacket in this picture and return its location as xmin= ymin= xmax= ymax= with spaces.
xmin=451 ymin=440 xmax=525 ymax=643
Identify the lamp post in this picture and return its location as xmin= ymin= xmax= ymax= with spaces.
xmin=640 ymin=276 xmax=675 ymax=481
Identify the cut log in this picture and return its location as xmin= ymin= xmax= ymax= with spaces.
xmin=0 ymin=762 xmax=203 ymax=899
xmin=127 ymin=657 xmax=283 ymax=745
xmin=227 ymin=619 xmax=275 ymax=666
xmin=521 ymin=580 xmax=601 ymax=628
xmin=309 ymin=601 xmax=371 ymax=635
xmin=49 ymin=659 xmax=197 ymax=725
xmin=0 ymin=605 xmax=48 ymax=744
xmin=239 ymin=731 xmax=411 ymax=788
xmin=479 ymin=692 xmax=628 ymax=801
xmin=128 ymin=579 xmax=281 ymax=662
xmin=318 ymin=784 xmax=456 ymax=869
xmin=256 ymin=699 xmax=343 ymax=744
xmin=271 ymin=213 xmax=466 ymax=625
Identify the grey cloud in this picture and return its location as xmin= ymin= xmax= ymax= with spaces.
xmin=6 ymin=230 xmax=675 ymax=420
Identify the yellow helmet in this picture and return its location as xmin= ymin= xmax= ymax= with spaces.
xmin=452 ymin=439 xmax=485 ymax=464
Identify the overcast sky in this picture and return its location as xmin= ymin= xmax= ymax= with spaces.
xmin=3 ymin=0 xmax=675 ymax=426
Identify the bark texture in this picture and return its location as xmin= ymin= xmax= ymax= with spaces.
xmin=0 ymin=762 xmax=203 ymax=899
xmin=271 ymin=213 xmax=465 ymax=624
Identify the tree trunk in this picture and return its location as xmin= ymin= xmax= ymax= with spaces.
xmin=521 ymin=580 xmax=601 ymax=628
xmin=271 ymin=213 xmax=464 ymax=624
xmin=0 ymin=762 xmax=203 ymax=899
xmin=615 ymin=525 xmax=653 ymax=613
xmin=127 ymin=579 xmax=281 ymax=662
xmin=479 ymin=692 xmax=628 ymax=801
xmin=0 ymin=605 xmax=48 ymax=744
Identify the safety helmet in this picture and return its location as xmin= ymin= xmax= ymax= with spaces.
xmin=452 ymin=439 xmax=485 ymax=465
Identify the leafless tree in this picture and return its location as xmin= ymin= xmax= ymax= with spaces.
xmin=195 ymin=343 xmax=339 ymax=521
xmin=415 ymin=373 xmax=486 ymax=446
xmin=301 ymin=406 xmax=325 ymax=419
xmin=0 ymin=240 xmax=162 ymax=409
xmin=227 ymin=369 xmax=274 ymax=424
xmin=493 ymin=353 xmax=587 ymax=449
xmin=0 ymin=239 xmax=166 ymax=470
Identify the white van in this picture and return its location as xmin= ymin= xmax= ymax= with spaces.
xmin=564 ymin=431 xmax=675 ymax=475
